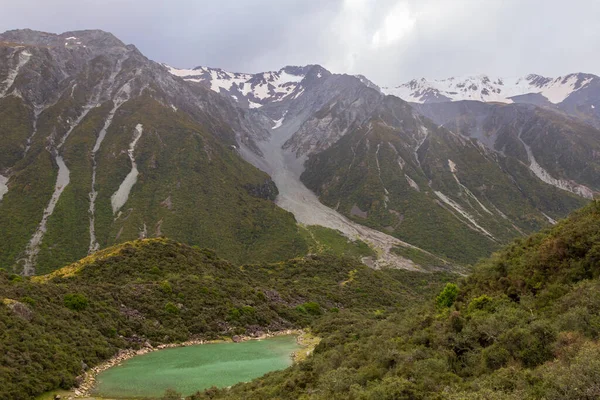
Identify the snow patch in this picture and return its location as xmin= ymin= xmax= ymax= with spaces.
xmin=448 ymin=159 xmax=493 ymax=215
xmin=405 ymin=174 xmax=420 ymax=191
xmin=542 ymin=212 xmax=557 ymax=225
xmin=166 ymin=65 xmax=207 ymax=77
xmin=111 ymin=124 xmax=143 ymax=214
xmin=435 ymin=191 xmax=495 ymax=239
xmin=518 ymin=135 xmax=594 ymax=198
xmin=88 ymin=82 xmax=132 ymax=253
xmin=448 ymin=159 xmax=457 ymax=173
xmin=278 ymin=70 xmax=304 ymax=84
xmin=272 ymin=116 xmax=284 ymax=130
xmin=541 ymin=75 xmax=593 ymax=103
xmin=0 ymin=49 xmax=32 ymax=98
xmin=375 ymin=143 xmax=389 ymax=208
xmin=21 ymin=156 xmax=70 ymax=275
xmin=248 ymin=100 xmax=262 ymax=109
xmin=209 ymin=69 xmax=251 ymax=92
xmin=293 ymin=88 xmax=305 ymax=99
xmin=0 ymin=174 xmax=8 ymax=201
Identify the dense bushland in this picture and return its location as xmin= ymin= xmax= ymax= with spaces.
xmin=0 ymin=238 xmax=449 ymax=400
xmin=191 ymin=201 xmax=600 ymax=399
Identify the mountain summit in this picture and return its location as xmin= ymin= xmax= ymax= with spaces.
xmin=383 ymin=72 xmax=598 ymax=105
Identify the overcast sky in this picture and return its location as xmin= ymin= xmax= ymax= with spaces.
xmin=2 ymin=0 xmax=600 ymax=86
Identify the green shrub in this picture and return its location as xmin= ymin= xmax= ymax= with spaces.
xmin=164 ymin=302 xmax=179 ymax=314
xmin=64 ymin=293 xmax=89 ymax=311
xmin=229 ymin=308 xmax=241 ymax=320
xmin=436 ymin=283 xmax=459 ymax=308
xmin=150 ymin=266 xmax=162 ymax=275
xmin=21 ymin=296 xmax=35 ymax=306
xmin=483 ymin=345 xmax=511 ymax=370
xmin=160 ymin=280 xmax=173 ymax=294
xmin=302 ymin=302 xmax=322 ymax=316
xmin=468 ymin=295 xmax=494 ymax=313
xmin=241 ymin=305 xmax=256 ymax=316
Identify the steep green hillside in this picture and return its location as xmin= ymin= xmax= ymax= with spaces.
xmin=302 ymin=96 xmax=586 ymax=264
xmin=0 ymin=238 xmax=451 ymax=400
xmin=0 ymin=90 xmax=308 ymax=273
xmin=194 ymin=201 xmax=600 ymax=399
xmin=0 ymin=32 xmax=316 ymax=275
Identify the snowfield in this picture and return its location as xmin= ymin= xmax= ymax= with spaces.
xmin=166 ymin=65 xmax=306 ymax=106
xmin=383 ymin=73 xmax=596 ymax=104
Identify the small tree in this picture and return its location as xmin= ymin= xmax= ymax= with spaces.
xmin=436 ymin=283 xmax=458 ymax=308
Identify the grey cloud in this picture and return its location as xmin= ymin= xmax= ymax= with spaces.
xmin=2 ymin=0 xmax=600 ymax=86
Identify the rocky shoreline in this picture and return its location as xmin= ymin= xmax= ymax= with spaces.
xmin=72 ymin=329 xmax=305 ymax=398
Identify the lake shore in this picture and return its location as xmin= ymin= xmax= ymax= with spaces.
xmin=68 ymin=329 xmax=309 ymax=399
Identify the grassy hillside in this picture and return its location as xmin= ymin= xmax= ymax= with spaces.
xmin=0 ymin=238 xmax=451 ymax=400
xmin=192 ymin=200 xmax=600 ymax=399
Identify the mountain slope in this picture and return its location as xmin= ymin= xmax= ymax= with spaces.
xmin=300 ymin=95 xmax=587 ymax=264
xmin=191 ymin=200 xmax=600 ymax=400
xmin=168 ymin=62 xmax=592 ymax=266
xmin=0 ymin=29 xmax=308 ymax=274
xmin=413 ymin=101 xmax=600 ymax=198
xmin=169 ymin=62 xmax=444 ymax=270
xmin=1 ymin=28 xmax=596 ymax=273
xmin=0 ymin=238 xmax=451 ymax=400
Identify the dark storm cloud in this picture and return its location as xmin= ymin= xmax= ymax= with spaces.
xmin=2 ymin=0 xmax=600 ymax=86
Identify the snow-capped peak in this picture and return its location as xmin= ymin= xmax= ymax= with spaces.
xmin=382 ymin=73 xmax=598 ymax=104
xmin=166 ymin=64 xmax=310 ymax=108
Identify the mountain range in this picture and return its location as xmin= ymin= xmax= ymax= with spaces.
xmin=1 ymin=29 xmax=599 ymax=274
xmin=384 ymin=73 xmax=600 ymax=128
xmin=3 ymin=27 xmax=600 ymax=400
